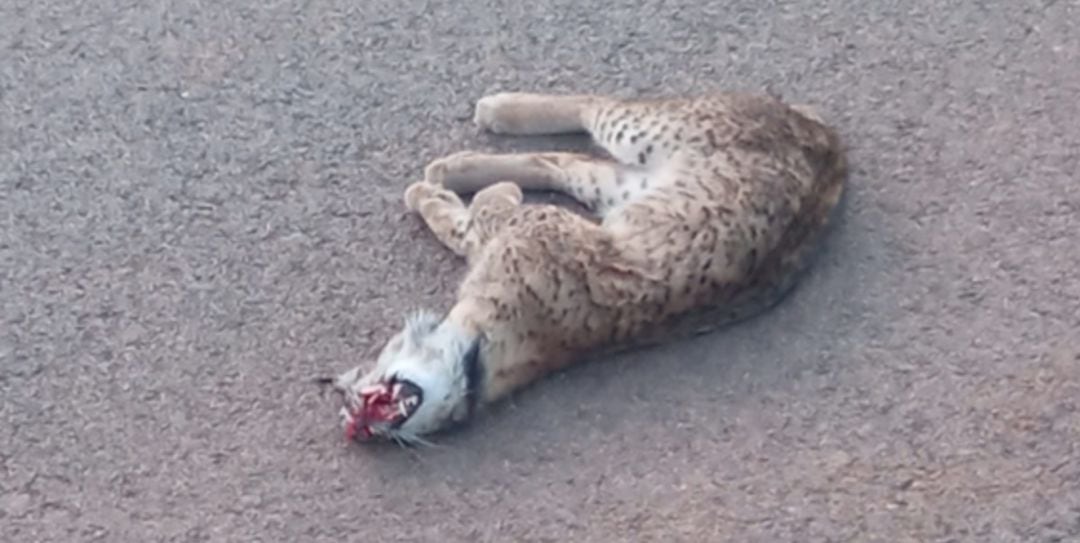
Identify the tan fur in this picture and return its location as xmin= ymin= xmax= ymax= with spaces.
xmin=406 ymin=91 xmax=847 ymax=407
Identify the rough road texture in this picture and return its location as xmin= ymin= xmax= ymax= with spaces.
xmin=2 ymin=1 xmax=1078 ymax=541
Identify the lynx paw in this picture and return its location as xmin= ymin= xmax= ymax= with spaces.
xmin=472 ymin=181 xmax=523 ymax=208
xmin=423 ymin=151 xmax=481 ymax=186
xmin=473 ymin=93 xmax=522 ymax=134
xmin=404 ymin=181 xmax=437 ymax=212
xmin=405 ymin=180 xmax=466 ymax=213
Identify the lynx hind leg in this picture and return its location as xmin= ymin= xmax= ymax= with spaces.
xmin=425 ymin=151 xmax=639 ymax=217
xmin=474 ymin=93 xmax=685 ymax=170
xmin=473 ymin=92 xmax=606 ymax=136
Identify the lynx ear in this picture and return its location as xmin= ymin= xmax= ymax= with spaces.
xmin=403 ymin=309 xmax=441 ymax=348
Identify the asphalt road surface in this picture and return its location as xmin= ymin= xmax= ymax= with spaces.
xmin=3 ymin=1 xmax=1079 ymax=541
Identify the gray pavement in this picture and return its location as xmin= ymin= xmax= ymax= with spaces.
xmin=2 ymin=0 xmax=1079 ymax=541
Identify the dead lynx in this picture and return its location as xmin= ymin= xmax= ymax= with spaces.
xmin=325 ymin=91 xmax=847 ymax=444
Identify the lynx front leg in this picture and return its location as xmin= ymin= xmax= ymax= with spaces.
xmin=405 ymin=180 xmax=523 ymax=262
xmin=425 ymin=151 xmax=643 ymax=218
xmin=464 ymin=181 xmax=523 ymax=254
xmin=405 ymin=181 xmax=471 ymax=258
